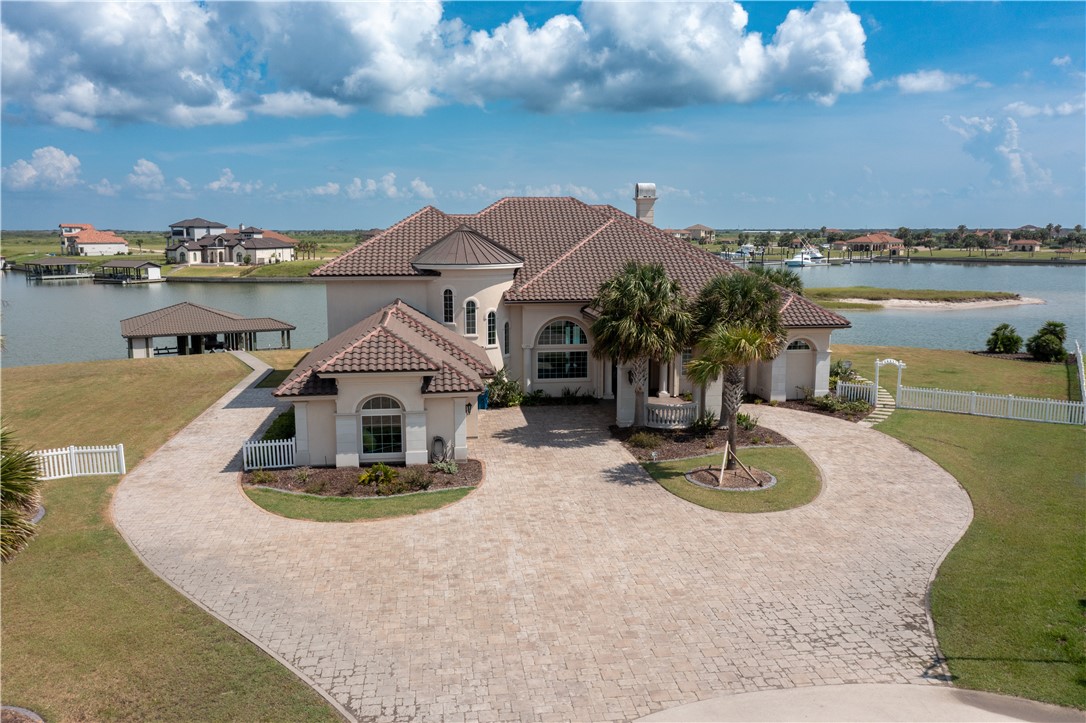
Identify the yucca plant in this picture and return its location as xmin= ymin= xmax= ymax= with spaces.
xmin=1 ymin=425 xmax=43 ymax=562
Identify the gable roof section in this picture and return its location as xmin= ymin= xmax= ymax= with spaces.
xmin=412 ymin=225 xmax=523 ymax=268
xmin=275 ymin=300 xmax=495 ymax=398
xmin=313 ymin=197 xmax=849 ymax=329
xmin=70 ymin=229 xmax=128 ymax=245
xmin=120 ymin=302 xmax=294 ymax=338
xmin=170 ymin=217 xmax=226 ymax=228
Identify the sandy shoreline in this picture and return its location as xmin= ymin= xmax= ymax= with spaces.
xmin=837 ymin=296 xmax=1046 ymax=310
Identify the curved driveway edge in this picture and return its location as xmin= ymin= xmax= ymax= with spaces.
xmin=114 ymin=379 xmax=973 ymax=722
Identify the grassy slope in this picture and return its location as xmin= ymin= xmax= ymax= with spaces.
xmin=644 ymin=447 xmax=821 ymax=513
xmin=245 ymin=486 xmax=475 ymax=522
xmin=1 ymin=355 xmax=338 ymax=721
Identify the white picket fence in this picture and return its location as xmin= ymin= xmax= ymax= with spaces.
xmin=31 ymin=444 xmax=126 ymax=480
xmin=898 ymin=386 xmax=1085 ymax=426
xmin=242 ymin=437 xmax=296 ymax=471
xmin=837 ymin=380 xmax=877 ymax=405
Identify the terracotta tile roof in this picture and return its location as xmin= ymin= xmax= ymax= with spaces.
xmin=839 ymin=232 xmax=903 ymax=247
xmin=312 ymin=197 xmax=848 ymax=329
xmin=276 ymin=300 xmax=495 ymax=398
xmin=120 ymin=302 xmax=294 ymax=338
xmin=69 ymin=229 xmax=128 ymax=245
xmin=413 ymin=225 xmax=523 ymax=268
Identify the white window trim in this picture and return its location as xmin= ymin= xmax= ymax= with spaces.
xmin=485 ymin=309 xmax=498 ymax=348
xmin=464 ymin=298 xmax=479 ymax=337
xmin=534 ymin=318 xmax=590 ymax=382
xmin=358 ymin=395 xmax=406 ymax=462
xmin=442 ymin=287 xmax=456 ymax=326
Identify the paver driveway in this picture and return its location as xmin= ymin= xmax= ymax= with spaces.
xmin=113 ymin=365 xmax=972 ymax=722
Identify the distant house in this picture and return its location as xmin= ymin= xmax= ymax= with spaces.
xmin=685 ymin=224 xmax=715 ymax=242
xmin=832 ymin=233 xmax=905 ymax=256
xmin=1010 ymin=239 xmax=1043 ymax=253
xmin=59 ymin=223 xmax=129 ymax=256
xmin=663 ymin=228 xmax=693 ymax=240
xmin=165 ymin=219 xmax=297 ymax=264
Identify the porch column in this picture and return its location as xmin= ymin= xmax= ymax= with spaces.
xmin=522 ymin=344 xmax=533 ymax=391
xmin=334 ymin=413 xmax=359 ymax=468
xmin=658 ymin=360 xmax=670 ymax=397
xmin=404 ymin=410 xmax=427 ymax=465
xmin=603 ymin=358 xmax=614 ymax=400
xmin=615 ymin=363 xmax=634 ymax=427
xmin=814 ymin=349 xmax=832 ymax=397
xmin=294 ymin=402 xmax=310 ymax=466
xmin=452 ymin=401 xmax=469 ymax=460
xmin=704 ymin=374 xmax=724 ymax=422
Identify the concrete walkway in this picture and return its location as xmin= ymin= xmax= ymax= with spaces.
xmin=113 ymin=365 xmax=986 ymax=723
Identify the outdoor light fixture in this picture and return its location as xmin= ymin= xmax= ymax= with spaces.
xmin=627 ymin=369 xmax=634 ymax=385
xmin=465 ymin=403 xmax=472 ymax=415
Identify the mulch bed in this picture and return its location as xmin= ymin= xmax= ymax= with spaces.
xmin=686 ymin=466 xmax=775 ymax=490
xmin=611 ymin=424 xmax=792 ymax=462
xmin=241 ymin=460 xmax=482 ymax=498
xmin=774 ymin=399 xmax=873 ymax=422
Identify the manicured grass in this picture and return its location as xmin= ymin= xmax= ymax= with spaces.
xmin=834 ymin=344 xmax=1071 ymax=399
xmin=876 ymin=411 xmax=1085 ymax=708
xmin=245 ymin=486 xmax=476 ymax=522
xmin=808 ymin=286 xmax=1018 ymax=303
xmin=252 ymin=348 xmax=309 ymax=388
xmin=1 ymin=355 xmax=339 ymax=721
xmin=245 ymin=259 xmax=327 ymax=277
xmin=168 ymin=265 xmax=248 ymax=277
xmin=643 ymin=447 xmax=821 ymax=513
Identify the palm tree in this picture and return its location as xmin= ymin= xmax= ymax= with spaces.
xmin=747 ymin=265 xmax=803 ymax=295
xmin=687 ymin=273 xmax=786 ymax=468
xmin=591 ymin=261 xmax=693 ymax=425
xmin=1 ymin=425 xmax=42 ymax=562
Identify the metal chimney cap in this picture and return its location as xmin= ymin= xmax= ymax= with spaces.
xmin=634 ymin=182 xmax=656 ymax=198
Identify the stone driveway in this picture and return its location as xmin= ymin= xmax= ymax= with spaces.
xmin=113 ymin=364 xmax=973 ymax=722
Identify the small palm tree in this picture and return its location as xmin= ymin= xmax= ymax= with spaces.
xmin=1 ymin=425 xmax=43 ymax=562
xmin=591 ymin=261 xmax=692 ymax=424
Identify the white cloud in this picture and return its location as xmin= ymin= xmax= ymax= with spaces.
xmin=1052 ymin=55 xmax=1071 ymax=67
xmin=409 ymin=177 xmax=435 ymax=199
xmin=206 ymin=168 xmax=262 ymax=194
xmin=1 ymin=146 xmax=81 ymax=190
xmin=309 ymin=182 xmax=341 ymax=196
xmin=943 ymin=115 xmax=1054 ymax=193
xmin=879 ymin=69 xmax=977 ymax=94
xmin=1004 ymin=98 xmax=1085 ymax=118
xmin=345 ymin=172 xmax=434 ymax=200
xmin=346 ymin=177 xmax=378 ymax=200
xmin=127 ymin=159 xmax=165 ymax=191
xmin=176 ymin=177 xmax=192 ymax=192
xmin=254 ymin=91 xmax=353 ymax=118
xmin=90 ymin=178 xmax=119 ymax=196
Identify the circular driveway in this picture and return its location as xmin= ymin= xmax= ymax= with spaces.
xmin=113 ymin=367 xmax=972 ymax=722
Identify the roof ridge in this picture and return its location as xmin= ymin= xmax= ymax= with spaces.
xmin=514 ymin=217 xmax=615 ymax=295
xmin=312 ymin=205 xmax=449 ymax=276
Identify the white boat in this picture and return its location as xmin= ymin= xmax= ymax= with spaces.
xmin=785 ymin=244 xmax=828 ymax=267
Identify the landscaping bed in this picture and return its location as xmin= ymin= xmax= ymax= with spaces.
xmin=242 ymin=461 xmax=482 ymax=497
xmin=773 ymin=398 xmax=873 ymax=422
xmin=612 ymin=423 xmax=791 ymax=462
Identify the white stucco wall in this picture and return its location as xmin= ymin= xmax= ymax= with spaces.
xmin=516 ymin=304 xmax=600 ymax=398
xmin=76 ymin=242 xmax=128 ymax=256
xmin=325 ymin=279 xmax=431 ymax=337
xmin=747 ymin=328 xmax=835 ymax=401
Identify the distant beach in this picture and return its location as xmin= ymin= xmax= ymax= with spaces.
xmin=836 ymin=296 xmax=1046 ymax=311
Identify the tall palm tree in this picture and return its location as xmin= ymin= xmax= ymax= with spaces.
xmin=591 ymin=261 xmax=692 ymax=424
xmin=747 ymin=265 xmax=803 ymax=295
xmin=688 ymin=273 xmax=786 ymax=468
xmin=1 ymin=425 xmax=42 ymax=562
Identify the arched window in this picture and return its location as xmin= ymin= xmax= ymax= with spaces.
xmin=443 ymin=289 xmax=454 ymax=324
xmin=359 ymin=396 xmax=403 ymax=458
xmin=536 ymin=320 xmax=589 ymax=380
xmin=465 ymin=300 xmax=477 ymax=335
xmin=179 ymin=251 xmax=187 ymax=262
xmin=503 ymin=321 xmax=510 ymax=356
xmin=235 ymin=252 xmax=243 ymax=263
xmin=486 ymin=311 xmax=497 ymax=346
xmin=787 ymin=339 xmax=812 ymax=350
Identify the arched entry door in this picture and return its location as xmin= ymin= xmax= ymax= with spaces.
xmin=785 ymin=339 xmax=816 ymax=399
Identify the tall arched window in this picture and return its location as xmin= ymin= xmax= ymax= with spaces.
xmin=503 ymin=321 xmax=510 ymax=356
xmin=359 ymin=396 xmax=403 ymax=458
xmin=536 ymin=320 xmax=589 ymax=380
xmin=465 ymin=300 xmax=477 ymax=335
xmin=486 ymin=311 xmax=497 ymax=346
xmin=442 ymin=289 xmax=454 ymax=323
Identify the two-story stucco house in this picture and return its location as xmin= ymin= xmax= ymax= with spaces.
xmin=165 ymin=218 xmax=297 ymax=264
xmin=59 ymin=223 xmax=129 ymax=256
xmin=276 ymin=190 xmax=849 ymax=468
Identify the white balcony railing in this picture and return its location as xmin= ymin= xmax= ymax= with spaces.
xmin=646 ymin=398 xmax=697 ymax=429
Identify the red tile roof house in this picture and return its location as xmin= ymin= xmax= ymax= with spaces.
xmin=165 ymin=218 xmax=297 ymax=265
xmin=831 ymin=232 xmax=905 ymax=256
xmin=59 ymin=223 xmax=129 ymax=256
xmin=277 ymin=193 xmax=849 ymax=468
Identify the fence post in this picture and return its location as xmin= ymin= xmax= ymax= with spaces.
xmin=117 ymin=443 xmax=126 ymax=475
xmin=68 ymin=445 xmax=79 ymax=477
xmin=970 ymin=391 xmax=976 ymax=415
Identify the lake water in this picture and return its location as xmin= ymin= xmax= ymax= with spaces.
xmin=1 ymin=262 xmax=1083 ymax=368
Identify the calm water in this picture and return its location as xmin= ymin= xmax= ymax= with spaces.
xmin=1 ymin=262 xmax=1083 ymax=367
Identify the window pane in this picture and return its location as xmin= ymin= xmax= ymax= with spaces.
xmin=362 ymin=395 xmax=401 ymax=410
xmin=465 ymin=301 xmax=477 ymax=334
xmin=487 ymin=312 xmax=497 ymax=345
xmin=361 ymin=415 xmax=402 ymax=454
xmin=538 ymin=351 xmax=589 ymax=380
xmin=503 ymin=322 xmax=510 ymax=355
xmin=538 ymin=320 xmax=587 ymax=346
xmin=443 ymin=289 xmax=454 ymax=323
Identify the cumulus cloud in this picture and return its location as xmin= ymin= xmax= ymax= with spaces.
xmin=2 ymin=0 xmax=872 ymax=127
xmin=127 ymin=158 xmax=165 ymax=190
xmin=942 ymin=115 xmax=1053 ymax=192
xmin=1 ymin=146 xmax=81 ymax=189
xmin=877 ymin=69 xmax=977 ymax=94
xmin=345 ymin=172 xmax=434 ymax=200
xmin=1051 ymin=55 xmax=1071 ymax=67
xmin=206 ymin=168 xmax=262 ymax=194
xmin=1004 ymin=98 xmax=1085 ymax=118
xmin=90 ymin=178 xmax=120 ymax=196
xmin=309 ymin=182 xmax=341 ymax=196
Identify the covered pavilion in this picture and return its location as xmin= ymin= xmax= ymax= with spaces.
xmin=96 ymin=259 xmax=163 ymax=284
xmin=120 ymin=301 xmax=294 ymax=358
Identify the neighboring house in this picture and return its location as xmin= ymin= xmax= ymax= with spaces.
xmin=663 ymin=228 xmax=693 ymax=240
xmin=832 ymin=233 xmax=905 ymax=255
xmin=277 ymin=192 xmax=849 ymax=468
xmin=686 ymin=224 xmax=715 ymax=242
xmin=1010 ymin=239 xmax=1043 ymax=253
xmin=165 ymin=220 xmax=297 ymax=264
xmin=59 ymin=223 xmax=129 ymax=256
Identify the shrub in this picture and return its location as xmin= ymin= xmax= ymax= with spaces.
xmin=688 ymin=410 xmax=718 ymax=437
xmin=261 ymin=409 xmax=295 ymax=441
xmin=735 ymin=411 xmax=758 ymax=431
xmin=431 ymin=460 xmax=458 ymax=475
xmin=986 ymin=323 xmax=1023 ymax=353
xmin=485 ymin=369 xmax=525 ymax=408
xmin=250 ymin=469 xmax=276 ymax=486
xmin=359 ymin=462 xmax=400 ymax=495
xmin=400 ymin=467 xmax=432 ymax=492
xmin=1026 ymin=321 xmax=1068 ymax=362
xmin=628 ymin=431 xmax=662 ymax=449
xmin=293 ymin=467 xmax=311 ymax=485
xmin=519 ymin=389 xmax=548 ymax=406
xmin=810 ymin=394 xmax=871 ymax=415
xmin=304 ymin=479 xmax=326 ymax=495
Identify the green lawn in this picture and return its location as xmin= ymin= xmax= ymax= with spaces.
xmin=834 ymin=344 xmax=1071 ymax=399
xmin=252 ymin=348 xmax=310 ymax=388
xmin=1 ymin=355 xmax=339 ymax=721
xmin=245 ymin=486 xmax=476 ymax=522
xmin=808 ymin=286 xmax=1017 ymax=308
xmin=643 ymin=447 xmax=821 ymax=513
xmin=877 ymin=411 xmax=1085 ymax=708
xmin=245 ymin=259 xmax=327 ymax=277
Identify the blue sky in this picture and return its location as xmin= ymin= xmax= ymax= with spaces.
xmin=2 ymin=1 xmax=1083 ymax=232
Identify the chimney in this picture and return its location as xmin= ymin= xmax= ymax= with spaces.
xmin=634 ymin=182 xmax=656 ymax=226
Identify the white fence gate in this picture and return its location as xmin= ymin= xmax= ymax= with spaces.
xmin=31 ymin=444 xmax=126 ymax=480
xmin=242 ymin=438 xmax=296 ymax=471
xmin=898 ymin=386 xmax=1085 ymax=426
xmin=837 ymin=380 xmax=877 ymax=405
